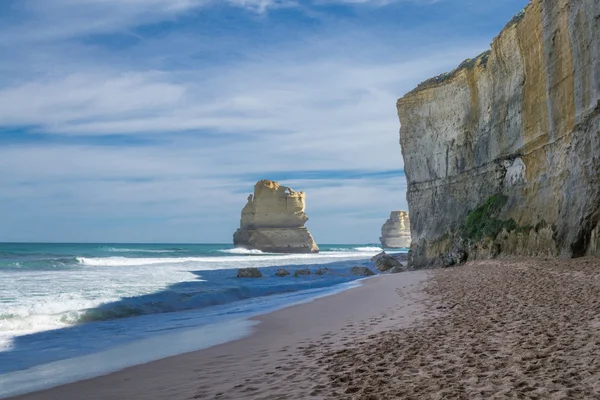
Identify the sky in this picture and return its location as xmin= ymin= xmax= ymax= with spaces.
xmin=0 ymin=0 xmax=529 ymax=244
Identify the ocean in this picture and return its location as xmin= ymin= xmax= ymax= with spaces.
xmin=0 ymin=242 xmax=405 ymax=397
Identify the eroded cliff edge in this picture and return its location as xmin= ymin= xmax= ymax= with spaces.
xmin=233 ymin=180 xmax=319 ymax=253
xmin=398 ymin=0 xmax=600 ymax=267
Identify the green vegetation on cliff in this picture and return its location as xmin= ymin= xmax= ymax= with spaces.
xmin=461 ymin=195 xmax=518 ymax=242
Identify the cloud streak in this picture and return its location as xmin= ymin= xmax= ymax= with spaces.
xmin=0 ymin=0 xmax=529 ymax=243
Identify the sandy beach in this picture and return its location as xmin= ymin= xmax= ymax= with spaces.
xmin=13 ymin=257 xmax=600 ymax=399
xmin=323 ymin=258 xmax=600 ymax=399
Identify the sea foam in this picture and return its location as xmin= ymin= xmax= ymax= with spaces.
xmin=353 ymin=246 xmax=383 ymax=252
xmin=1 ymin=244 xmax=387 ymax=356
xmin=217 ymin=248 xmax=266 ymax=255
xmin=76 ymin=249 xmax=381 ymax=268
xmin=0 ymin=319 xmax=258 ymax=398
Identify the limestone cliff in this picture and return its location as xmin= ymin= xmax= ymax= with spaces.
xmin=397 ymin=0 xmax=600 ymax=267
xmin=380 ymin=211 xmax=411 ymax=249
xmin=233 ymin=180 xmax=319 ymax=253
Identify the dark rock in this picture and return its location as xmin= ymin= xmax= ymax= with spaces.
xmin=314 ymin=267 xmax=333 ymax=275
xmin=372 ymin=253 xmax=403 ymax=272
xmin=443 ymin=247 xmax=468 ymax=267
xmin=370 ymin=252 xmax=386 ymax=262
xmin=293 ymin=269 xmax=311 ymax=277
xmin=237 ymin=268 xmax=262 ymax=278
xmin=274 ymin=268 xmax=290 ymax=277
xmin=350 ymin=266 xmax=375 ymax=276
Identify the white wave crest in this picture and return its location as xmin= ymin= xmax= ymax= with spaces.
xmin=1 ymin=306 xmax=94 ymax=334
xmin=218 ymin=248 xmax=265 ymax=255
xmin=353 ymin=246 xmax=383 ymax=252
xmin=0 ymin=266 xmax=198 ymax=340
xmin=77 ymin=250 xmax=382 ymax=268
xmin=77 ymin=257 xmax=198 ymax=266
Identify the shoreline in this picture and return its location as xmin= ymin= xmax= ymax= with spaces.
xmin=9 ymin=271 xmax=429 ymax=399
xmin=11 ymin=258 xmax=600 ymax=399
xmin=1 ymin=248 xmax=400 ymax=397
xmin=0 ymin=277 xmax=367 ymax=398
xmin=0 ymin=276 xmax=365 ymax=398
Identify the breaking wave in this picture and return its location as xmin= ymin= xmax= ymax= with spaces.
xmin=0 ymin=272 xmax=356 ymax=333
xmin=352 ymin=246 xmax=383 ymax=252
xmin=76 ymin=249 xmax=384 ymax=268
xmin=217 ymin=248 xmax=266 ymax=255
xmin=76 ymin=256 xmax=205 ymax=267
xmin=2 ymin=243 xmax=387 ymax=343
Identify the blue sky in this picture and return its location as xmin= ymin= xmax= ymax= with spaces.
xmin=0 ymin=0 xmax=528 ymax=244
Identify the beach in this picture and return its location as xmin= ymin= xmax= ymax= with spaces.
xmin=12 ymin=257 xmax=600 ymax=399
xmin=1 ymin=0 xmax=597 ymax=399
xmin=10 ymin=271 xmax=428 ymax=399
xmin=0 ymin=242 xmax=391 ymax=394
xmin=323 ymin=258 xmax=600 ymax=399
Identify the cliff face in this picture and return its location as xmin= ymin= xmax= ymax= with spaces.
xmin=398 ymin=0 xmax=600 ymax=267
xmin=380 ymin=211 xmax=411 ymax=249
xmin=233 ymin=180 xmax=319 ymax=253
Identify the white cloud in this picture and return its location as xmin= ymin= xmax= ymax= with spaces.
xmin=0 ymin=142 xmax=407 ymax=242
xmin=0 ymin=43 xmax=484 ymax=202
xmin=226 ymin=0 xmax=298 ymax=12
xmin=0 ymin=0 xmax=442 ymax=49
xmin=0 ymin=0 xmax=501 ymax=242
xmin=0 ymin=0 xmax=206 ymax=45
xmin=312 ymin=0 xmax=440 ymax=5
xmin=0 ymin=72 xmax=186 ymax=127
xmin=0 ymin=54 xmax=452 ymax=132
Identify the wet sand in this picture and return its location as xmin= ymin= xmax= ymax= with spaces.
xmin=13 ymin=257 xmax=600 ymax=399
xmin=11 ymin=271 xmax=428 ymax=399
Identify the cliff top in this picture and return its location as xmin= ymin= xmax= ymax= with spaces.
xmin=400 ymin=50 xmax=491 ymax=99
xmin=499 ymin=4 xmax=528 ymax=34
xmin=398 ymin=3 xmax=531 ymax=101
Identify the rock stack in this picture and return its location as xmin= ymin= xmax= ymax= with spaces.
xmin=380 ymin=211 xmax=411 ymax=249
xmin=233 ymin=180 xmax=319 ymax=253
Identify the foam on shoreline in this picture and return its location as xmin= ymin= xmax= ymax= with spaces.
xmin=1 ymin=278 xmax=364 ymax=398
xmin=0 ymin=319 xmax=257 ymax=398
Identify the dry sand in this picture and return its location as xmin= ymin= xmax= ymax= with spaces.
xmin=323 ymin=258 xmax=600 ymax=399
xmin=13 ymin=257 xmax=600 ymax=399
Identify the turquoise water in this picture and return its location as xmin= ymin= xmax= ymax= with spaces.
xmin=0 ymin=242 xmax=404 ymax=397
